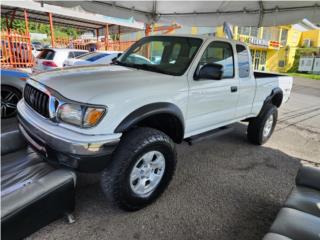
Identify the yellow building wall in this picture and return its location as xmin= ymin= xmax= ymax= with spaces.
xmin=215 ymin=26 xmax=225 ymax=38
xmin=280 ymin=27 xmax=301 ymax=72
xmin=191 ymin=27 xmax=198 ymax=35
xmin=300 ymin=30 xmax=320 ymax=47
xmin=266 ymin=50 xmax=279 ymax=72
xmin=286 ymin=27 xmax=301 ymax=47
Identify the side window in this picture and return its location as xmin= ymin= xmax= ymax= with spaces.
xmin=236 ymin=45 xmax=250 ymax=78
xmin=199 ymin=41 xmax=234 ymax=79
xmin=74 ymin=51 xmax=87 ymax=57
xmin=169 ymin=43 xmax=182 ymax=63
xmin=68 ymin=52 xmax=75 ymax=59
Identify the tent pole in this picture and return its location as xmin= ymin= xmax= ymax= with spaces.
xmin=145 ymin=24 xmax=151 ymax=36
xmin=105 ymin=24 xmax=109 ymax=50
xmin=118 ymin=25 xmax=121 ymax=50
xmin=24 ymin=9 xmax=29 ymax=34
xmin=48 ymin=12 xmax=55 ymax=48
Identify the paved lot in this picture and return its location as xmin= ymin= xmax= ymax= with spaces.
xmin=3 ymin=77 xmax=320 ymax=240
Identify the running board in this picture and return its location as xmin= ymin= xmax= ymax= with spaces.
xmin=185 ymin=126 xmax=233 ymax=145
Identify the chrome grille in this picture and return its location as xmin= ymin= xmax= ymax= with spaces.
xmin=24 ymin=84 xmax=50 ymax=118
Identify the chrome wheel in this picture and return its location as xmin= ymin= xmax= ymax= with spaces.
xmin=130 ymin=150 xmax=166 ymax=197
xmin=263 ymin=114 xmax=274 ymax=138
xmin=1 ymin=88 xmax=20 ymax=118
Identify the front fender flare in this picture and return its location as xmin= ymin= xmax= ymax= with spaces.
xmin=114 ymin=102 xmax=185 ymax=134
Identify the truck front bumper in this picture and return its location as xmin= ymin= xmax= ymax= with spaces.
xmin=17 ymin=100 xmax=121 ymax=172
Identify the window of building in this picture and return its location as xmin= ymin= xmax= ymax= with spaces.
xmin=250 ymin=27 xmax=259 ymax=37
xmin=281 ymin=29 xmax=288 ymax=45
xmin=238 ymin=26 xmax=259 ymax=37
xmin=251 ymin=49 xmax=267 ymax=71
xmin=278 ymin=60 xmax=285 ymax=67
xmin=236 ymin=45 xmax=250 ymax=78
xmin=199 ymin=41 xmax=234 ymax=78
xmin=239 ymin=26 xmax=250 ymax=36
xmin=262 ymin=27 xmax=280 ymax=41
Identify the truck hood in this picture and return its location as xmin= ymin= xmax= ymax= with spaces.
xmin=32 ymin=65 xmax=173 ymax=103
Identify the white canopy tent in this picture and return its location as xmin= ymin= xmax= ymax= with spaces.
xmin=45 ymin=1 xmax=320 ymax=27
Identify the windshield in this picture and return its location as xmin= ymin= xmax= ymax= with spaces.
xmin=116 ymin=36 xmax=203 ymax=76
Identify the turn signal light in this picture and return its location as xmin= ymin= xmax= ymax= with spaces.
xmin=83 ymin=108 xmax=105 ymax=127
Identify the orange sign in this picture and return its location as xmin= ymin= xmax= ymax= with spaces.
xmin=269 ymin=41 xmax=280 ymax=48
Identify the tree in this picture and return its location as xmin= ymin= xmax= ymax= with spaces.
xmin=1 ymin=17 xmax=81 ymax=38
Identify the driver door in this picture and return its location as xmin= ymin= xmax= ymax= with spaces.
xmin=186 ymin=41 xmax=239 ymax=135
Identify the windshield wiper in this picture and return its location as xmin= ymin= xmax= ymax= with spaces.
xmin=132 ymin=64 xmax=170 ymax=75
xmin=111 ymin=59 xmax=127 ymax=66
xmin=112 ymin=61 xmax=172 ymax=75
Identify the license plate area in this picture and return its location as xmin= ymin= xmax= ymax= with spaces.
xmin=18 ymin=124 xmax=48 ymax=158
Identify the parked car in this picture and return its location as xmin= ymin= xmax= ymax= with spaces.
xmin=1 ymin=40 xmax=34 ymax=64
xmin=32 ymin=48 xmax=88 ymax=73
xmin=32 ymin=41 xmax=43 ymax=50
xmin=1 ymin=68 xmax=29 ymax=118
xmin=63 ymin=51 xmax=122 ymax=67
xmin=18 ymin=35 xmax=293 ymax=211
xmin=31 ymin=41 xmax=44 ymax=57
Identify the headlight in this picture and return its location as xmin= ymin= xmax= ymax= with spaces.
xmin=57 ymin=103 xmax=106 ymax=128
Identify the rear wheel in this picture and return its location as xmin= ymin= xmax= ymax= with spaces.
xmin=247 ymin=104 xmax=278 ymax=145
xmin=1 ymin=85 xmax=22 ymax=119
xmin=101 ymin=127 xmax=177 ymax=211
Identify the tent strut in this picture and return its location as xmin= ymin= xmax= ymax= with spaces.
xmin=159 ymin=4 xmax=319 ymax=16
xmin=258 ymin=1 xmax=264 ymax=28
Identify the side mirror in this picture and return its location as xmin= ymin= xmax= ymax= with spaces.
xmin=195 ymin=63 xmax=223 ymax=80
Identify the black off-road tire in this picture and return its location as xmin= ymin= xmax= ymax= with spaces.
xmin=101 ymin=127 xmax=177 ymax=211
xmin=247 ymin=104 xmax=278 ymax=145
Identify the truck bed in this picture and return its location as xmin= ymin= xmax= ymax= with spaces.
xmin=254 ymin=71 xmax=293 ymax=104
xmin=254 ymin=71 xmax=286 ymax=78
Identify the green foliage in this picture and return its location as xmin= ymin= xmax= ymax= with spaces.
xmin=1 ymin=17 xmax=81 ymax=39
xmin=286 ymin=72 xmax=320 ymax=80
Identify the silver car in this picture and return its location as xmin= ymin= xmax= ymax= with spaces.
xmin=32 ymin=48 xmax=88 ymax=73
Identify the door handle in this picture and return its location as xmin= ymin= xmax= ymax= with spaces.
xmin=231 ymin=86 xmax=238 ymax=92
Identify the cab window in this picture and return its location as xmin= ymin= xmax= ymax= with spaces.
xmin=236 ymin=45 xmax=250 ymax=78
xmin=199 ymin=41 xmax=234 ymax=79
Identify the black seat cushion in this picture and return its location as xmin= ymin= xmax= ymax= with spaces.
xmin=285 ymin=186 xmax=320 ymax=218
xmin=270 ymin=208 xmax=320 ymax=240
xmin=1 ymin=129 xmax=27 ymax=155
xmin=1 ymin=132 xmax=76 ymax=240
xmin=296 ymin=166 xmax=320 ymax=191
xmin=1 ymin=148 xmax=48 ymax=192
xmin=263 ymin=233 xmax=292 ymax=240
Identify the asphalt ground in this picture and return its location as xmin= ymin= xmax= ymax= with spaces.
xmin=2 ymin=77 xmax=320 ymax=240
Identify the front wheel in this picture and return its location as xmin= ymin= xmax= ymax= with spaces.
xmin=101 ymin=127 xmax=177 ymax=211
xmin=247 ymin=104 xmax=278 ymax=145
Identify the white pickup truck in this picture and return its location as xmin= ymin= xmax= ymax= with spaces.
xmin=17 ymin=35 xmax=292 ymax=211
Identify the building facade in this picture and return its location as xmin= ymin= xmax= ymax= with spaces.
xmin=215 ymin=25 xmax=320 ymax=72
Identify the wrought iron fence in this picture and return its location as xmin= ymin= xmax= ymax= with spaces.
xmin=1 ymin=30 xmax=34 ymax=68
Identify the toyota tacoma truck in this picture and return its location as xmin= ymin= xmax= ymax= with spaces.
xmin=17 ymin=35 xmax=292 ymax=211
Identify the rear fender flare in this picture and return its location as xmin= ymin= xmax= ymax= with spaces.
xmin=264 ymin=87 xmax=283 ymax=108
